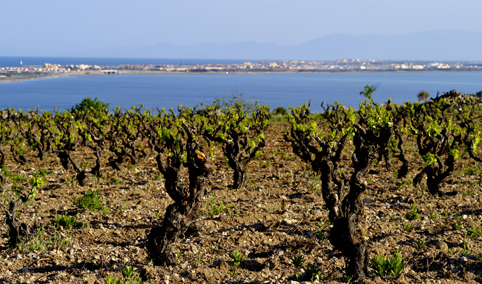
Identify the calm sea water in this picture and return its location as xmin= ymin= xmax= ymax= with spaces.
xmin=1 ymin=72 xmax=482 ymax=113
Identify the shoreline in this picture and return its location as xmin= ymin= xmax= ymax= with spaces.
xmin=2 ymin=69 xmax=482 ymax=84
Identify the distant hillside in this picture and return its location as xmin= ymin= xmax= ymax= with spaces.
xmin=2 ymin=30 xmax=482 ymax=61
xmin=298 ymin=30 xmax=482 ymax=61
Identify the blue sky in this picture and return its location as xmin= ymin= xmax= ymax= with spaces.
xmin=2 ymin=0 xmax=482 ymax=52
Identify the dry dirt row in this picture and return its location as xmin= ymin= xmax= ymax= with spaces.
xmin=1 ymin=121 xmax=482 ymax=283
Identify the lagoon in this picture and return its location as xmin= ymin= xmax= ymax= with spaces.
xmin=1 ymin=72 xmax=482 ymax=113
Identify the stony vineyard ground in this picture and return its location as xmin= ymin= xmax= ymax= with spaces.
xmin=1 ymin=120 xmax=482 ymax=284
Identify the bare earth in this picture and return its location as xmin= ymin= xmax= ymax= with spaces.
xmin=1 ymin=121 xmax=482 ymax=283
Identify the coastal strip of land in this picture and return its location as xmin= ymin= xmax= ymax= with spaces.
xmin=3 ymin=68 xmax=482 ymax=84
xmin=0 ymin=70 xmax=234 ymax=84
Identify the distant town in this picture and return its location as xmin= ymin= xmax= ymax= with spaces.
xmin=2 ymin=59 xmax=482 ymax=76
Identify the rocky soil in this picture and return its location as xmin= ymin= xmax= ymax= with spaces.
xmin=1 ymin=121 xmax=482 ymax=283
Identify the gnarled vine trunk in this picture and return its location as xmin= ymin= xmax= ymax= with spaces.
xmin=328 ymin=129 xmax=377 ymax=279
xmin=147 ymin=122 xmax=211 ymax=265
xmin=224 ymin=140 xmax=248 ymax=189
xmin=5 ymin=187 xmax=36 ymax=248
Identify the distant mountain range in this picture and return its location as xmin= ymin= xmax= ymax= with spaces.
xmin=1 ymin=30 xmax=482 ymax=61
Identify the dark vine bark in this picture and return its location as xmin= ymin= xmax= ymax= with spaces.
xmin=203 ymin=105 xmax=270 ymax=189
xmin=286 ymin=101 xmax=394 ymax=280
xmin=10 ymin=143 xmax=27 ymax=165
xmin=53 ymin=116 xmax=85 ymax=185
xmin=375 ymin=126 xmax=394 ymax=171
xmin=5 ymin=187 xmax=35 ymax=248
xmin=90 ymin=146 xmax=103 ymax=177
xmin=57 ymin=150 xmax=88 ymax=186
xmin=147 ymin=122 xmax=212 ymax=265
xmin=0 ymin=144 xmax=6 ymax=166
xmin=413 ymin=146 xmax=457 ymax=196
xmin=223 ymin=133 xmax=266 ymax=189
xmin=22 ymin=117 xmax=51 ymax=161
xmin=411 ymin=91 xmax=471 ymax=196
xmin=328 ymin=124 xmax=378 ymax=279
xmin=108 ymin=138 xmax=128 ymax=171
xmin=459 ymin=96 xmax=482 ymax=163
xmin=393 ymin=131 xmax=409 ymax=178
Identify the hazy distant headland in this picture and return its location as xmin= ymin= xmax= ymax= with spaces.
xmin=2 ymin=30 xmax=482 ymax=61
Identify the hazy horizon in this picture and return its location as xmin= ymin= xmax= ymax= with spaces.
xmin=3 ymin=1 xmax=482 ymax=54
xmin=3 ymin=30 xmax=482 ymax=61
xmin=2 ymin=1 xmax=482 ymax=61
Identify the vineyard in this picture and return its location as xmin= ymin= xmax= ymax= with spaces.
xmin=1 ymin=90 xmax=482 ymax=283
